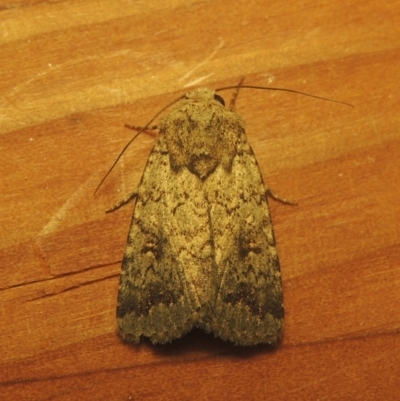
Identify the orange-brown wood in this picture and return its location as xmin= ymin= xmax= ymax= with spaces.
xmin=1 ymin=0 xmax=400 ymax=399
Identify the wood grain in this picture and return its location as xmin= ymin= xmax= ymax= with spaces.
xmin=1 ymin=0 xmax=400 ymax=399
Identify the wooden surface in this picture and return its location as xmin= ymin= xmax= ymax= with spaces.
xmin=1 ymin=0 xmax=400 ymax=399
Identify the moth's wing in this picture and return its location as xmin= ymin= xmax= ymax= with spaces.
xmin=116 ymin=136 xmax=213 ymax=344
xmin=206 ymin=132 xmax=284 ymax=346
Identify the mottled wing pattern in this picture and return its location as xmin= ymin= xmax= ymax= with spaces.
xmin=116 ymin=88 xmax=283 ymax=346
xmin=116 ymin=134 xmax=213 ymax=344
xmin=203 ymin=131 xmax=284 ymax=345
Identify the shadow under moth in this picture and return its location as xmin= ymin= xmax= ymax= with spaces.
xmin=103 ymin=82 xmax=350 ymax=346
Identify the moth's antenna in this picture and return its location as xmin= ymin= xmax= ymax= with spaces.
xmin=94 ymin=93 xmax=186 ymax=194
xmin=216 ymin=85 xmax=354 ymax=108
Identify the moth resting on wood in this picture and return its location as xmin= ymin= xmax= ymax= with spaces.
xmin=113 ymin=85 xmax=285 ymax=346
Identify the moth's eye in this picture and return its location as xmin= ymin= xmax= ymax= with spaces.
xmin=214 ymin=94 xmax=225 ymax=106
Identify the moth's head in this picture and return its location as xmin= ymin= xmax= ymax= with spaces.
xmin=184 ymin=88 xmax=226 ymax=107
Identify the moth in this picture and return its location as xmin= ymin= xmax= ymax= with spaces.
xmin=106 ymin=83 xmax=350 ymax=346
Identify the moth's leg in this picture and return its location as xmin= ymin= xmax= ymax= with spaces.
xmin=266 ymin=188 xmax=298 ymax=206
xmin=125 ymin=124 xmax=158 ymax=133
xmin=106 ymin=190 xmax=138 ymax=213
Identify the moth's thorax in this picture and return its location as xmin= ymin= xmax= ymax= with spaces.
xmin=160 ymin=89 xmax=245 ymax=179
